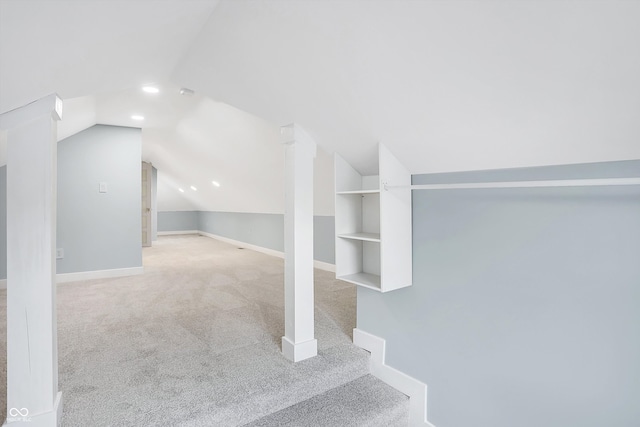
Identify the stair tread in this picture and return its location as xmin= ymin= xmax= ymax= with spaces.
xmin=245 ymin=374 xmax=410 ymax=427
xmin=176 ymin=342 xmax=372 ymax=427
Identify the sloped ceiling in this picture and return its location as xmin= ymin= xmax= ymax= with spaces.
xmin=0 ymin=0 xmax=219 ymax=113
xmin=94 ymin=83 xmax=333 ymax=215
xmin=142 ymin=93 xmax=284 ymax=214
xmin=173 ymin=0 xmax=640 ymax=175
xmin=1 ymin=0 xmax=639 ymax=216
xmin=0 ymin=0 xmax=338 ymax=215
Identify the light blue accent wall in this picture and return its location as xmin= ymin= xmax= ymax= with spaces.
xmin=199 ymin=211 xmax=284 ymax=252
xmin=158 ymin=211 xmax=199 ymax=232
xmin=158 ymin=211 xmax=335 ymax=264
xmin=357 ymin=160 xmax=640 ymax=427
xmin=57 ymin=125 xmax=142 ymax=274
xmin=0 ymin=166 xmax=6 ymax=280
xmin=313 ymin=215 xmax=335 ymax=264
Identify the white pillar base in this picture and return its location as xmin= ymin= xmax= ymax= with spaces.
xmin=3 ymin=392 xmax=62 ymax=427
xmin=282 ymin=336 xmax=318 ymax=362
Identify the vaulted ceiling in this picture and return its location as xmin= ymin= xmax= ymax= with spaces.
xmin=1 ymin=0 xmax=639 ymax=213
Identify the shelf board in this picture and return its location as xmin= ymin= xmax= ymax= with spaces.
xmin=337 ymin=232 xmax=381 ymax=242
xmin=337 ymin=272 xmax=381 ymax=290
xmin=336 ymin=189 xmax=380 ymax=195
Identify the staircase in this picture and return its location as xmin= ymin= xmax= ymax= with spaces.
xmin=57 ymin=336 xmax=409 ymax=427
xmin=164 ymin=342 xmax=410 ymax=427
xmin=246 ymin=374 xmax=410 ymax=427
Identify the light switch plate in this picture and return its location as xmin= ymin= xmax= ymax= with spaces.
xmin=99 ymin=182 xmax=108 ymax=193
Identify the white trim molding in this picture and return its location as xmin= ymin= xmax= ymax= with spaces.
xmin=313 ymin=260 xmax=336 ymax=273
xmin=1 ymin=267 xmax=145 ymax=289
xmin=157 ymin=230 xmax=199 ymax=236
xmin=200 ymin=231 xmax=284 ymax=258
xmin=282 ymin=336 xmax=318 ymax=363
xmin=197 ymin=231 xmax=336 ymax=273
xmin=56 ymin=266 xmax=144 ymax=284
xmin=353 ymin=328 xmax=436 ymax=427
xmin=0 ymin=233 xmax=338 ymax=290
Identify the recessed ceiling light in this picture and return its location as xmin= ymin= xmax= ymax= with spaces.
xmin=131 ymin=115 xmax=144 ymax=121
xmin=179 ymin=87 xmax=195 ymax=96
xmin=190 ymin=186 xmax=197 ymax=191
xmin=142 ymin=86 xmax=159 ymax=94
xmin=178 ymin=188 xmax=184 ymax=193
xmin=212 ymin=181 xmax=220 ymax=187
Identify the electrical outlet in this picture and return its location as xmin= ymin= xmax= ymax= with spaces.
xmin=56 ymin=248 xmax=64 ymax=259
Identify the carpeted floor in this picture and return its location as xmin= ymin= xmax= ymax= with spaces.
xmin=0 ymin=235 xmax=408 ymax=426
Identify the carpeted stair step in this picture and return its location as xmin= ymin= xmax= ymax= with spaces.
xmin=177 ymin=342 xmax=372 ymax=427
xmin=244 ymin=374 xmax=410 ymax=427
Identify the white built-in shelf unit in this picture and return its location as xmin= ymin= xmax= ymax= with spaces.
xmin=334 ymin=144 xmax=412 ymax=292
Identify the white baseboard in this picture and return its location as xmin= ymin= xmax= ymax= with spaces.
xmin=199 ymin=231 xmax=285 ymax=259
xmin=353 ymin=328 xmax=435 ymax=427
xmin=196 ymin=231 xmax=336 ymax=273
xmin=313 ymin=260 xmax=336 ymax=273
xmin=281 ymin=336 xmax=318 ymax=362
xmin=56 ymin=266 xmax=144 ymax=284
xmin=0 ymin=231 xmax=336 ymax=289
xmin=157 ymin=230 xmax=199 ymax=236
xmin=0 ymin=267 xmax=144 ymax=289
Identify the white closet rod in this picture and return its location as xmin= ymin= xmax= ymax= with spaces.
xmin=385 ymin=177 xmax=640 ymax=191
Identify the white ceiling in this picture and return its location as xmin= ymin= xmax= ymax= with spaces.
xmin=140 ymin=91 xmax=284 ymax=214
xmin=173 ymin=0 xmax=640 ymax=175
xmin=54 ymin=84 xmax=335 ymax=215
xmin=1 ymin=0 xmax=639 ymax=214
xmin=0 ymin=0 xmax=219 ymax=113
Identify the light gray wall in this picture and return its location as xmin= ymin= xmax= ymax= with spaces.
xmin=199 ymin=211 xmax=283 ymax=252
xmin=158 ymin=211 xmax=335 ymax=264
xmin=158 ymin=211 xmax=199 ymax=232
xmin=313 ymin=216 xmax=335 ymax=264
xmin=0 ymin=166 xmax=6 ymax=280
xmin=151 ymin=165 xmax=158 ymax=241
xmin=358 ymin=160 xmax=640 ymax=427
xmin=57 ymin=125 xmax=142 ymax=274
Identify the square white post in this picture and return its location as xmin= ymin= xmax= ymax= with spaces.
xmin=281 ymin=123 xmax=318 ymax=362
xmin=0 ymin=94 xmax=63 ymax=426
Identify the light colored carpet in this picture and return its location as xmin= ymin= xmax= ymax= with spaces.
xmin=0 ymin=235 xmax=408 ymax=426
xmin=245 ymin=375 xmax=410 ymax=427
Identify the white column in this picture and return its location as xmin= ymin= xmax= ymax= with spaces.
xmin=281 ymin=123 xmax=317 ymax=362
xmin=0 ymin=94 xmax=63 ymax=426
